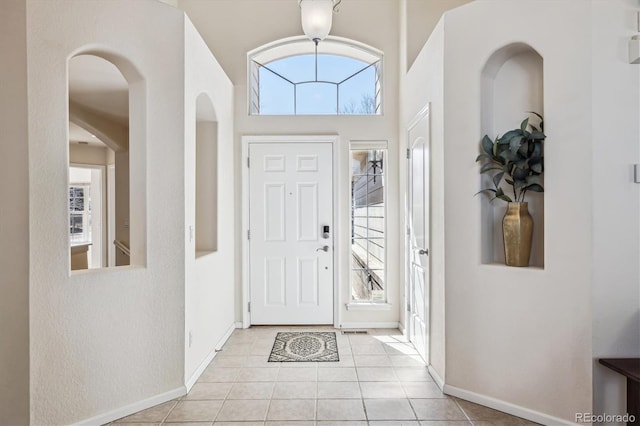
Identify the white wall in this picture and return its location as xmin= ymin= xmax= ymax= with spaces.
xmin=444 ymin=1 xmax=593 ymax=421
xmin=402 ymin=17 xmax=446 ymax=382
xmin=405 ymin=0 xmax=472 ymax=70
xmin=69 ymin=144 xmax=111 ymax=166
xmin=404 ymin=0 xmax=605 ymax=422
xmin=591 ymin=0 xmax=640 ymax=421
xmin=183 ymin=15 xmax=236 ymax=387
xmin=0 ymin=0 xmax=30 ymax=423
xmin=27 ymin=1 xmax=188 ymax=423
xmin=178 ymin=0 xmax=402 ymax=327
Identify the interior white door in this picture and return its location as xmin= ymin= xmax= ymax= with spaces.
xmin=408 ymin=108 xmax=430 ymax=363
xmin=249 ymin=142 xmax=333 ymax=324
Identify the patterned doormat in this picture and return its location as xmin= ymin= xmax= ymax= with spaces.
xmin=268 ymin=332 xmax=339 ymax=362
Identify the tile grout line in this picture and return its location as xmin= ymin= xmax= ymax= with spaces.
xmin=159 ymin=399 xmax=178 ymax=424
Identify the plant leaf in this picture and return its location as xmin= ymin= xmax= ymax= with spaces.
xmin=509 ymin=135 xmax=523 ymax=154
xmin=530 ymin=142 xmax=542 ymax=162
xmin=500 ymin=130 xmax=521 ymax=144
xmin=476 ymin=153 xmax=491 ymax=162
xmin=505 ymin=178 xmax=514 ymax=185
xmin=481 ymin=135 xmax=494 ymax=155
xmin=475 ymin=188 xmax=496 ymax=197
xmin=526 ymin=175 xmax=541 ymax=185
xmin=531 ymin=163 xmax=542 ymax=173
xmin=520 ymin=118 xmax=529 ymax=131
xmin=531 ymin=131 xmax=546 ymax=140
xmin=526 ymin=111 xmax=544 ymax=133
xmin=493 ymin=172 xmax=504 ymax=188
xmin=513 ymin=167 xmax=528 ymax=181
xmin=525 ymin=183 xmax=544 ymax=192
xmin=527 ymin=111 xmax=544 ymax=120
xmin=480 ymin=163 xmax=502 ymax=173
xmin=496 ymin=194 xmax=513 ymax=202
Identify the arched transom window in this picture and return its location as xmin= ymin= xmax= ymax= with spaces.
xmin=249 ymin=36 xmax=382 ymax=115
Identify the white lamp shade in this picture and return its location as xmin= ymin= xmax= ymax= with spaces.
xmin=300 ymin=0 xmax=334 ymax=42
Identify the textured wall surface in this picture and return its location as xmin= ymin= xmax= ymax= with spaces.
xmin=443 ymin=1 xmax=592 ymax=421
xmin=591 ymin=0 xmax=640 ymax=419
xmin=402 ymin=0 xmax=620 ymax=422
xmin=27 ymin=1 xmax=187 ymax=423
xmin=0 ymin=0 xmax=30 ymax=423
xmin=183 ymin=15 xmax=236 ymax=387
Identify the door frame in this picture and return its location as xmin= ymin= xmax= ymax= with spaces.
xmin=241 ymin=135 xmax=340 ymax=328
xmin=405 ymin=103 xmax=431 ymax=364
xmin=69 ymin=163 xmax=107 ymax=269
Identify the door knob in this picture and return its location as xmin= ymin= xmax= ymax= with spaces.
xmin=317 ymin=245 xmax=329 ymax=252
xmin=418 ymin=248 xmax=428 ymax=255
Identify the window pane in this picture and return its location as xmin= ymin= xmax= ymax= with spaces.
xmin=249 ymin=42 xmax=382 ymax=116
xmin=296 ymin=82 xmax=337 ymax=115
xmin=266 ymin=54 xmax=315 ymax=83
xmin=69 ymin=184 xmax=91 ymax=246
xmin=317 ymin=54 xmax=369 ymax=83
xmin=339 ymin=65 xmax=376 ymax=115
xmin=351 ymin=149 xmax=386 ymax=302
xmin=258 ymin=66 xmax=294 ymax=115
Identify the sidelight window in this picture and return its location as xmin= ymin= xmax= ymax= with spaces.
xmin=350 ymin=145 xmax=387 ymax=303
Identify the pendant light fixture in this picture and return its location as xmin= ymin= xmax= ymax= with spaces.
xmin=299 ymin=0 xmax=341 ymax=45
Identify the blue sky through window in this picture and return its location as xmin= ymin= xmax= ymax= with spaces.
xmin=257 ymin=54 xmax=378 ymax=115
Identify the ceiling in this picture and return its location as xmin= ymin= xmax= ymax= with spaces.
xmin=68 ymin=122 xmax=106 ymax=147
xmin=68 ymin=54 xmax=129 ymax=143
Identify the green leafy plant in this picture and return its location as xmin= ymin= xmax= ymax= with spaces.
xmin=476 ymin=112 xmax=546 ymax=202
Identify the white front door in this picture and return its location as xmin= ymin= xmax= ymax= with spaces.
xmin=408 ymin=106 xmax=430 ymax=363
xmin=249 ymin=142 xmax=334 ymax=324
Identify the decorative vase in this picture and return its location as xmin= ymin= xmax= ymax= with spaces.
xmin=502 ymin=202 xmax=533 ymax=267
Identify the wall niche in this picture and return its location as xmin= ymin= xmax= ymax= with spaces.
xmin=480 ymin=43 xmax=544 ymax=268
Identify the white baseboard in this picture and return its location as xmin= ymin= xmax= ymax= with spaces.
xmin=217 ymin=322 xmax=238 ymax=349
xmin=339 ymin=321 xmax=400 ymax=329
xmin=398 ymin=322 xmax=406 ymax=334
xmin=443 ymin=384 xmax=578 ymax=426
xmin=234 ymin=321 xmax=243 ymax=328
xmin=428 ymin=365 xmax=444 ymax=390
xmin=185 ymin=322 xmax=237 ymax=391
xmin=73 ymin=386 xmax=185 ymax=426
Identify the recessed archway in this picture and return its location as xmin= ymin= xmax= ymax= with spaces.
xmin=195 ymin=92 xmax=218 ymax=255
xmin=67 ymin=51 xmax=146 ymax=269
xmin=480 ymin=43 xmax=544 ymax=267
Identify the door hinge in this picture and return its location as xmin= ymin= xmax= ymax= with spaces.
xmin=247 ymin=230 xmax=251 ymax=240
xmin=406 ymin=226 xmax=410 ymax=236
xmin=407 ymin=301 xmax=411 ymax=312
xmin=247 ymin=157 xmax=250 ymax=168
xmin=406 ymin=148 xmax=411 ymax=159
xmin=248 ymin=302 xmax=251 ymax=312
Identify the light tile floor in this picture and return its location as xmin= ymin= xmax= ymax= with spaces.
xmin=113 ymin=326 xmax=539 ymax=426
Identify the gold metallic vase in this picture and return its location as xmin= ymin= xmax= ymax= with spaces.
xmin=502 ymin=202 xmax=533 ymax=267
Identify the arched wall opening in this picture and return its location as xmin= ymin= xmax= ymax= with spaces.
xmin=195 ymin=92 xmax=218 ymax=255
xmin=480 ymin=42 xmax=544 ymax=268
xmin=67 ymin=51 xmax=146 ymax=270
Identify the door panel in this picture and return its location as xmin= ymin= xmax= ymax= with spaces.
xmin=249 ymin=142 xmax=333 ymax=324
xmin=408 ymin=107 xmax=430 ymax=363
xmin=297 ymin=183 xmax=318 ymax=241
xmin=265 ymin=184 xmax=286 ymax=241
xmin=265 ymin=257 xmax=286 ymax=305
